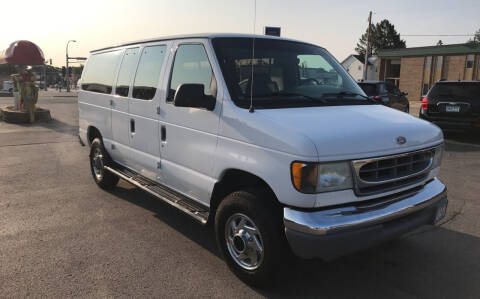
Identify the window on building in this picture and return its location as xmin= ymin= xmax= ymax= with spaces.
xmin=424 ymin=56 xmax=432 ymax=71
xmin=435 ymin=56 xmax=443 ymax=70
xmin=81 ymin=50 xmax=122 ymax=94
xmin=466 ymin=54 xmax=474 ymax=69
xmin=132 ymin=45 xmax=167 ymax=100
xmin=115 ymin=48 xmax=139 ymax=97
xmin=168 ymin=44 xmax=216 ymax=101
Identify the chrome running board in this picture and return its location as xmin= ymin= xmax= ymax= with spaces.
xmin=104 ymin=165 xmax=209 ymax=224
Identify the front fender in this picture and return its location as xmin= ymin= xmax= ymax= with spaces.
xmin=213 ymin=136 xmax=318 ymax=208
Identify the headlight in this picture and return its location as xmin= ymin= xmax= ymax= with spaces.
xmin=291 ymin=161 xmax=353 ymax=193
xmin=432 ymin=144 xmax=444 ymax=169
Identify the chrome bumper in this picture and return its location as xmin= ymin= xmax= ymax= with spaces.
xmin=284 ymin=178 xmax=447 ymax=259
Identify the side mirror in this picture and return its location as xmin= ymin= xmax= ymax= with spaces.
xmin=173 ymin=84 xmax=216 ymax=111
xmin=401 ymin=91 xmax=408 ymax=96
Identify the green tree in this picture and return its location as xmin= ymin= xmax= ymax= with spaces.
xmin=355 ymin=19 xmax=406 ymax=57
xmin=467 ymin=29 xmax=480 ymax=43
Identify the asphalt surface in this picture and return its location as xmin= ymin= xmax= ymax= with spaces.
xmin=1 ymin=91 xmax=479 ymax=298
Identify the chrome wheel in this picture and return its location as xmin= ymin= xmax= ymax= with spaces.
xmin=225 ymin=213 xmax=264 ymax=271
xmin=91 ymin=146 xmax=104 ymax=181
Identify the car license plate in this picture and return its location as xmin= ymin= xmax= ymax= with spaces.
xmin=445 ymin=105 xmax=460 ymax=112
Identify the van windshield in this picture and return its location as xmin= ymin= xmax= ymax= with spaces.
xmin=212 ymin=37 xmax=369 ymax=109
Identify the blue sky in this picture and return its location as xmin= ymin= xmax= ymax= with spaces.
xmin=1 ymin=0 xmax=478 ymax=66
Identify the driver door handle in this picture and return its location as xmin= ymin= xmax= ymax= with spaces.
xmin=130 ymin=119 xmax=135 ymax=134
xmin=161 ymin=125 xmax=166 ymax=142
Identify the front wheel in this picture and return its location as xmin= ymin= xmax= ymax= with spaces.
xmin=89 ymin=138 xmax=119 ymax=190
xmin=215 ymin=190 xmax=284 ymax=287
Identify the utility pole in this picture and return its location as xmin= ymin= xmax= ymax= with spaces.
xmin=363 ymin=11 xmax=372 ymax=80
xmin=66 ymin=40 xmax=76 ymax=92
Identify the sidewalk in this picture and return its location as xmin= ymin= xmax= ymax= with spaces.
xmin=39 ymin=89 xmax=78 ymax=98
xmin=410 ymin=100 xmax=421 ymax=117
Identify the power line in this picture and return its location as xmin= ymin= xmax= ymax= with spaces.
xmin=401 ymin=34 xmax=474 ymax=37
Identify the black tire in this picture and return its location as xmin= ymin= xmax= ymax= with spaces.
xmin=89 ymin=138 xmax=119 ymax=190
xmin=215 ymin=190 xmax=285 ymax=287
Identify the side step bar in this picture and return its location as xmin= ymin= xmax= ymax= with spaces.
xmin=104 ymin=165 xmax=209 ymax=224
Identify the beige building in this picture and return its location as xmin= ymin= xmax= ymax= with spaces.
xmin=377 ymin=43 xmax=480 ymax=101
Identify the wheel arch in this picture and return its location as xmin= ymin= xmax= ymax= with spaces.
xmin=87 ymin=126 xmax=102 ymax=146
xmin=209 ymin=168 xmax=280 ymax=223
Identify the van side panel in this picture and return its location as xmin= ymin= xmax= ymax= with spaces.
xmin=78 ymin=50 xmax=123 ymax=154
xmin=79 ymin=91 xmax=113 ymax=145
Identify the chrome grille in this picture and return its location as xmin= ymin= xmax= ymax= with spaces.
xmin=353 ymin=148 xmax=436 ymax=195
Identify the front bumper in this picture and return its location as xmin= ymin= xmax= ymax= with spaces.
xmin=284 ymin=178 xmax=447 ymax=259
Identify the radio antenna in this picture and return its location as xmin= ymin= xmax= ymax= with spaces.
xmin=248 ymin=0 xmax=257 ymax=113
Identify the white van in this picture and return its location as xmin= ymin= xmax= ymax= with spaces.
xmin=79 ymin=34 xmax=447 ymax=286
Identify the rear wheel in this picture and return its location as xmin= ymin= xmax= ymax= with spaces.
xmin=215 ymin=190 xmax=284 ymax=287
xmin=89 ymin=138 xmax=119 ymax=190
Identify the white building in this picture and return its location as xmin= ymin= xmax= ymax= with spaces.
xmin=341 ymin=55 xmax=378 ymax=81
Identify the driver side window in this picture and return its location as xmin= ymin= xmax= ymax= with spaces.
xmin=167 ymin=44 xmax=216 ymax=102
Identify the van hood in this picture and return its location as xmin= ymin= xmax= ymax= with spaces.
xmin=256 ymin=105 xmax=443 ymax=160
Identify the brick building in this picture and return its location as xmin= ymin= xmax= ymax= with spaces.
xmin=377 ymin=43 xmax=480 ymax=101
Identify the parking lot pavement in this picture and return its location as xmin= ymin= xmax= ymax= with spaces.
xmin=1 ymin=91 xmax=480 ymax=298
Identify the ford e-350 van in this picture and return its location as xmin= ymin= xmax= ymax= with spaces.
xmin=79 ymin=34 xmax=447 ymax=286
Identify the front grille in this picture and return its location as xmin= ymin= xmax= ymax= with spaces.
xmin=353 ymin=148 xmax=436 ymax=195
xmin=359 ymin=150 xmax=433 ymax=182
xmin=356 ymin=173 xmax=429 ymax=195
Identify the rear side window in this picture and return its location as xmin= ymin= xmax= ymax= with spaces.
xmin=115 ymin=48 xmax=139 ymax=97
xmin=358 ymin=83 xmax=377 ymax=96
xmin=385 ymin=82 xmax=400 ymax=94
xmin=377 ymin=83 xmax=388 ymax=94
xmin=81 ymin=50 xmax=122 ymax=94
xmin=167 ymin=44 xmax=215 ymax=101
xmin=132 ymin=45 xmax=167 ymax=100
xmin=82 ymin=50 xmax=122 ymax=94
xmin=429 ymin=83 xmax=480 ymax=99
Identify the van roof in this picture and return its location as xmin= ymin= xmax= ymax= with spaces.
xmin=90 ymin=33 xmax=320 ymax=53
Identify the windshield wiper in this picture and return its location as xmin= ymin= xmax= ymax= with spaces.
xmin=269 ymin=92 xmax=327 ymax=104
xmin=322 ymin=91 xmax=370 ymax=100
xmin=321 ymin=91 xmax=378 ymax=103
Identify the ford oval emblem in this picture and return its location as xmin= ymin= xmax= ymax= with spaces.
xmin=396 ymin=136 xmax=407 ymax=145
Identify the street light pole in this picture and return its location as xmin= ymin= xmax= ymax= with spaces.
xmin=66 ymin=40 xmax=76 ymax=92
